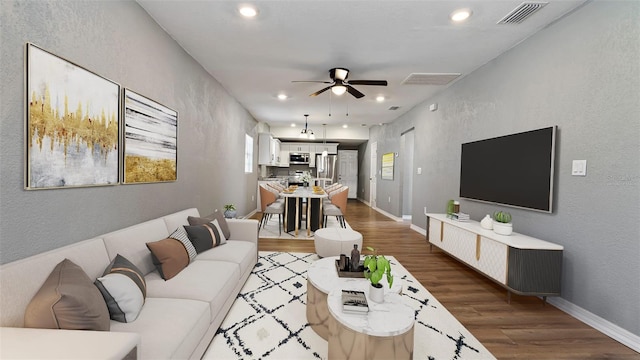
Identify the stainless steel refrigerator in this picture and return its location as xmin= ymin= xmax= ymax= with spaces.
xmin=315 ymin=154 xmax=338 ymax=185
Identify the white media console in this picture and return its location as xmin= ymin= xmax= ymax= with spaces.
xmin=426 ymin=213 xmax=564 ymax=303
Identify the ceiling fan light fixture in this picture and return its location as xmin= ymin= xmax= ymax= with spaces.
xmin=331 ymin=85 xmax=347 ymax=96
xmin=239 ymin=5 xmax=258 ymax=18
xmin=451 ymin=8 xmax=472 ymax=22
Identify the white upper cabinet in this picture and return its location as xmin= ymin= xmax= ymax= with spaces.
xmin=289 ymin=144 xmax=310 ymax=153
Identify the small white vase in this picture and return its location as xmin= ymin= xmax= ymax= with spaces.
xmin=493 ymin=221 xmax=513 ymax=236
xmin=480 ymin=215 xmax=493 ymax=230
xmin=369 ymin=283 xmax=384 ymax=303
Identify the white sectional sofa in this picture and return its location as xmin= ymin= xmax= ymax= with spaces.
xmin=0 ymin=208 xmax=259 ymax=359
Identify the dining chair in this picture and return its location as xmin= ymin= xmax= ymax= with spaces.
xmin=259 ymin=185 xmax=284 ymax=234
xmin=323 ymin=186 xmax=348 ymax=228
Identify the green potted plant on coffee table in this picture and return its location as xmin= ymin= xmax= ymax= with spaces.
xmin=363 ymin=247 xmax=393 ymax=303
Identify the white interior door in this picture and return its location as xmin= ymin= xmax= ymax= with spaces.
xmin=370 ymin=142 xmax=377 ymax=208
xmin=338 ymin=150 xmax=358 ymax=199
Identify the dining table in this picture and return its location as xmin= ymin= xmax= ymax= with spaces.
xmin=280 ymin=186 xmax=329 ymax=237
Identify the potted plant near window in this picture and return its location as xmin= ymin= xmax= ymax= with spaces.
xmin=223 ymin=204 xmax=237 ymax=219
xmin=363 ymin=247 xmax=393 ymax=303
xmin=492 ymin=210 xmax=513 ymax=235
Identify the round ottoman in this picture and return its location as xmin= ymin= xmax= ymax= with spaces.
xmin=314 ymin=228 xmax=363 ymax=258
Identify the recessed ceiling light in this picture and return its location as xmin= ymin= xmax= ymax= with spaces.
xmin=376 ymin=95 xmax=385 ymax=102
xmin=450 ymin=8 xmax=472 ymax=22
xmin=290 ymin=123 xmax=296 ymax=127
xmin=239 ymin=5 xmax=258 ymax=18
xmin=342 ymin=124 xmax=348 ymax=129
xmin=277 ymin=94 xmax=288 ymax=100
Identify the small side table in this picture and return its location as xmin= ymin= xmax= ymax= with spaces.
xmin=326 ymin=289 xmax=414 ymax=360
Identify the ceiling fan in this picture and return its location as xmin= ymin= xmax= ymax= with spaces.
xmin=293 ymin=68 xmax=387 ymax=99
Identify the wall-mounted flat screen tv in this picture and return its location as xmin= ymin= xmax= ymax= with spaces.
xmin=459 ymin=126 xmax=556 ymax=213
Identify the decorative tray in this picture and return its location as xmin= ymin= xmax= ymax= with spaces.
xmin=335 ymin=260 xmax=365 ymax=278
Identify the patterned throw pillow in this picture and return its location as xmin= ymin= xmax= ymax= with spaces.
xmin=25 ymin=259 xmax=110 ymax=331
xmin=94 ymin=254 xmax=147 ymax=323
xmin=187 ymin=209 xmax=231 ymax=239
xmin=169 ymin=226 xmax=197 ymax=262
xmin=146 ymin=238 xmax=189 ymax=280
xmin=184 ymin=219 xmax=227 ymax=253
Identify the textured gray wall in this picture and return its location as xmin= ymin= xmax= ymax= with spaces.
xmin=0 ymin=1 xmax=259 ymax=264
xmin=366 ymin=1 xmax=640 ymax=336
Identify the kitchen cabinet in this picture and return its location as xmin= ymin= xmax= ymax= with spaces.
xmin=289 ymin=144 xmax=310 ymax=153
xmin=258 ymin=133 xmax=280 ymax=166
xmin=279 ymin=144 xmax=290 ymax=167
xmin=313 ymin=143 xmax=338 ymax=154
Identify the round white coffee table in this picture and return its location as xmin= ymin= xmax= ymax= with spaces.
xmin=314 ymin=228 xmax=363 ymax=258
xmin=306 ymin=256 xmax=402 ymax=340
xmin=327 ymin=290 xmax=414 ymax=360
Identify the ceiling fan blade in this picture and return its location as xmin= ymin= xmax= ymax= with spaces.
xmin=346 ymin=85 xmax=365 ymax=99
xmin=310 ymin=86 xmax=332 ymax=97
xmin=347 ymin=80 xmax=388 ymax=86
xmin=292 ymin=80 xmax=333 ymax=83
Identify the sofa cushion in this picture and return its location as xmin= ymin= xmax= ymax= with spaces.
xmin=144 ymin=260 xmax=240 ymax=323
xmin=146 ymin=238 xmax=189 ymax=280
xmin=188 ymin=210 xmax=230 ymax=239
xmin=24 ymin=259 xmax=110 ymax=331
xmin=184 ymin=221 xmax=226 ymax=253
xmin=169 ymin=226 xmax=197 ymax=262
xmin=188 ymin=210 xmax=231 ymax=239
xmin=102 ymin=218 xmax=170 ymax=276
xmin=110 ymin=297 xmax=210 ymax=360
xmin=196 ymin=240 xmax=257 ymax=276
xmin=94 ymin=255 xmax=146 ymax=323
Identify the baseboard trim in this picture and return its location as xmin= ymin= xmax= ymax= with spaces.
xmin=372 ymin=206 xmax=404 ymax=222
xmin=410 ymin=224 xmax=426 ymax=237
xmin=546 ymin=297 xmax=640 ymax=352
xmin=244 ymin=209 xmax=258 ymax=219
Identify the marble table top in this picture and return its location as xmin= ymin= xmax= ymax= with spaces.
xmin=327 ymin=290 xmax=415 ymax=337
xmin=307 ymin=256 xmax=402 ymax=295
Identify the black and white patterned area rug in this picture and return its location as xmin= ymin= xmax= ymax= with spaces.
xmin=258 ymin=216 xmax=351 ymax=240
xmin=203 ymin=252 xmax=495 ymax=360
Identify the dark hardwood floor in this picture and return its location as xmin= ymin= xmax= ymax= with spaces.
xmin=254 ymin=200 xmax=640 ymax=359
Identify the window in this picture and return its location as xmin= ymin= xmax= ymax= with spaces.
xmin=245 ymin=134 xmax=253 ymax=173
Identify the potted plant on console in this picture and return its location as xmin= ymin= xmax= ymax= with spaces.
xmin=492 ymin=210 xmax=513 ymax=235
xmin=223 ymin=204 xmax=237 ymax=219
xmin=363 ymin=247 xmax=393 ymax=303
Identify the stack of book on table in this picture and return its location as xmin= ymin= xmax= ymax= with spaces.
xmin=341 ymin=290 xmax=369 ymax=313
xmin=451 ymin=212 xmax=470 ymax=222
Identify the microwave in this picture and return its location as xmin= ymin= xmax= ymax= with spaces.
xmin=289 ymin=153 xmax=310 ymax=164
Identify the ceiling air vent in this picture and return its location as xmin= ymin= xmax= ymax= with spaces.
xmin=401 ymin=73 xmax=461 ymax=86
xmin=498 ymin=2 xmax=548 ymax=24
xmin=388 ymin=106 xmax=400 ymax=111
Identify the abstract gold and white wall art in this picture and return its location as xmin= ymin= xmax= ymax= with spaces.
xmin=26 ymin=43 xmax=120 ymax=189
xmin=123 ymin=89 xmax=177 ymax=184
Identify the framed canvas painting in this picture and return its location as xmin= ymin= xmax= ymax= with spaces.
xmin=26 ymin=43 xmax=120 ymax=189
xmin=123 ymin=89 xmax=177 ymax=184
xmin=381 ymin=152 xmax=394 ymax=180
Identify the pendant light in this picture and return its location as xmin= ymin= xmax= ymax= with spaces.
xmin=299 ymin=114 xmax=315 ymax=139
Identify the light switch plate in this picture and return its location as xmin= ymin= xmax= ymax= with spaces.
xmin=417 ymin=167 xmax=422 ymax=175
xmin=572 ymin=160 xmax=587 ymax=176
